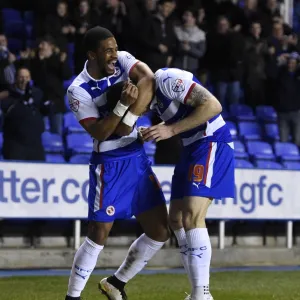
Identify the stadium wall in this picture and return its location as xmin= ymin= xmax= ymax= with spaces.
xmin=0 ymin=161 xmax=299 ymax=268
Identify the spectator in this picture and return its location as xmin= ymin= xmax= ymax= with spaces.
xmin=44 ymin=0 xmax=76 ymax=52
xmin=1 ymin=68 xmax=45 ymax=161
xmin=261 ymin=0 xmax=281 ymax=36
xmin=73 ymin=0 xmax=96 ymax=74
xmin=205 ymin=16 xmax=245 ymax=107
xmin=173 ymin=8 xmax=206 ymax=74
xmin=96 ymin=0 xmax=127 ymax=48
xmin=21 ymin=36 xmax=72 ymax=135
xmin=275 ymin=52 xmax=300 ymax=146
xmin=243 ymin=21 xmax=269 ymax=107
xmin=239 ymin=0 xmax=264 ymax=35
xmin=138 ymin=0 xmax=176 ymax=71
xmin=197 ymin=6 xmax=208 ymax=32
xmin=0 ymin=33 xmax=16 ymax=88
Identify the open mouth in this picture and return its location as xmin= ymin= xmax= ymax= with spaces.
xmin=107 ymin=60 xmax=117 ymax=72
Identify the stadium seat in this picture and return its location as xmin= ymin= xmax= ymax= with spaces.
xmin=0 ymin=133 xmax=3 ymax=150
xmin=2 ymin=9 xmax=22 ymax=24
xmin=63 ymin=75 xmax=76 ymax=90
xmin=66 ymin=133 xmax=93 ymax=154
xmin=233 ymin=140 xmax=249 ymax=159
xmin=4 ymin=21 xmax=27 ymax=38
xmin=69 ymin=154 xmax=90 ymax=164
xmin=274 ymin=142 xmax=300 ymax=161
xmin=235 ymin=159 xmax=253 ymax=168
xmin=25 ymin=25 xmax=33 ymax=39
xmin=26 ymin=39 xmax=35 ymax=49
xmin=45 ymin=154 xmax=65 ymax=163
xmin=7 ymin=38 xmax=23 ymax=54
xmin=247 ymin=141 xmax=275 ymax=160
xmin=283 ymin=161 xmax=300 ymax=170
xmin=226 ymin=121 xmax=238 ymax=140
xmin=264 ymin=123 xmax=280 ymax=142
xmin=229 ymin=104 xmax=256 ymax=121
xmin=44 ymin=117 xmax=50 ymax=131
xmin=255 ymin=160 xmax=283 ymax=169
xmin=64 ymin=94 xmax=70 ymax=112
xmin=67 ymin=43 xmax=75 ymax=72
xmin=64 ymin=112 xmax=84 ymax=134
xmin=221 ymin=109 xmax=230 ymax=120
xmin=256 ymin=105 xmax=277 ymax=122
xmin=238 ymin=122 xmax=262 ymax=140
xmin=24 ymin=11 xmax=34 ymax=25
xmin=42 ymin=132 xmax=64 ymax=153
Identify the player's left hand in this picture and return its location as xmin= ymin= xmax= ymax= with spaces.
xmin=141 ymin=123 xmax=175 ymax=142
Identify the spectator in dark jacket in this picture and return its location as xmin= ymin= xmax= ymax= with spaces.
xmin=205 ymin=16 xmax=245 ymax=107
xmin=73 ymin=0 xmax=98 ymax=74
xmin=0 ymin=34 xmax=16 ymax=88
xmin=1 ymin=68 xmax=45 ymax=161
xmin=243 ymin=21 xmax=270 ymax=107
xmin=138 ymin=0 xmax=176 ymax=71
xmin=21 ymin=36 xmax=72 ymax=135
xmin=44 ymin=0 xmax=76 ymax=52
xmin=275 ymin=52 xmax=300 ymax=146
xmin=173 ymin=8 xmax=206 ymax=74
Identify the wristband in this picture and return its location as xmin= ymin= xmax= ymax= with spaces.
xmin=113 ymin=100 xmax=129 ymax=117
xmin=122 ymin=111 xmax=139 ymax=127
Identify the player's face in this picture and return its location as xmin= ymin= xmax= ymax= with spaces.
xmin=96 ymin=37 xmax=118 ymax=76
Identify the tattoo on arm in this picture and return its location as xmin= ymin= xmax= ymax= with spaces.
xmin=186 ymin=84 xmax=214 ymax=107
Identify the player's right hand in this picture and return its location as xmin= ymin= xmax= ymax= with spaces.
xmin=120 ymin=80 xmax=138 ymax=106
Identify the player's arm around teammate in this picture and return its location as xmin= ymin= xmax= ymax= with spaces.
xmin=114 ymin=61 xmax=156 ymax=137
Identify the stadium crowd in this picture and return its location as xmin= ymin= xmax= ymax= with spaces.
xmin=0 ymin=0 xmax=300 ymax=166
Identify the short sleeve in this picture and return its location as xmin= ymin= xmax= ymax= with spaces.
xmin=117 ymin=51 xmax=140 ymax=76
xmin=156 ymin=69 xmax=197 ymax=104
xmin=67 ymin=86 xmax=99 ymax=123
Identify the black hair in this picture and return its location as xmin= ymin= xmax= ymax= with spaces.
xmin=182 ymin=7 xmax=198 ymax=20
xmin=157 ymin=0 xmax=174 ymax=6
xmin=83 ymin=26 xmax=114 ymax=53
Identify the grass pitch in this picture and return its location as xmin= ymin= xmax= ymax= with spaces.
xmin=0 ymin=271 xmax=300 ymax=300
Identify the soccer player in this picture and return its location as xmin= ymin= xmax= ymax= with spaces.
xmin=108 ymin=68 xmax=234 ymax=300
xmin=65 ymin=26 xmax=170 ymax=300
xmin=141 ymin=68 xmax=235 ymax=300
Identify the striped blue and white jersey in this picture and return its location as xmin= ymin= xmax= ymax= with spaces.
xmin=67 ymin=51 xmax=142 ymax=161
xmin=152 ymin=68 xmax=232 ymax=147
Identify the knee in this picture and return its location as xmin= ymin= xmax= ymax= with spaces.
xmin=169 ymin=214 xmax=183 ymax=231
xmin=182 ymin=208 xmax=206 ymax=231
xmin=146 ymin=225 xmax=171 ymax=243
xmin=87 ymin=221 xmax=112 ymax=245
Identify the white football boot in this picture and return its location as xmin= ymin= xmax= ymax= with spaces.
xmin=98 ymin=277 xmax=127 ymax=300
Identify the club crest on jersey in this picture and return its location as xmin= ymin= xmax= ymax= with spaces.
xmin=69 ymin=97 xmax=79 ymax=112
xmin=172 ymin=78 xmax=185 ymax=92
xmin=106 ymin=205 xmax=115 ymax=216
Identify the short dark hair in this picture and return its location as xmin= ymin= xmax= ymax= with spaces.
xmin=158 ymin=0 xmax=174 ymax=6
xmin=83 ymin=26 xmax=114 ymax=53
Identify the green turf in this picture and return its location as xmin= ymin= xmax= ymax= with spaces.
xmin=0 ymin=272 xmax=300 ymax=300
